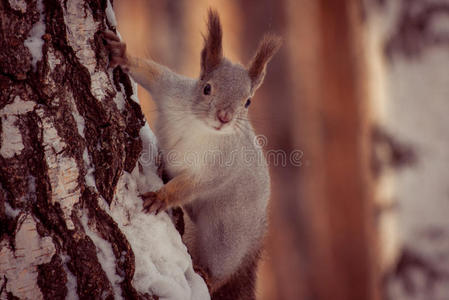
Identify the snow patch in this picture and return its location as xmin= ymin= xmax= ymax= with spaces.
xmin=4 ymin=202 xmax=20 ymax=218
xmin=61 ymin=254 xmax=78 ymax=300
xmin=83 ymin=148 xmax=97 ymax=190
xmin=134 ymin=123 xmax=161 ymax=193
xmin=110 ymin=171 xmax=209 ymax=300
xmin=24 ymin=0 xmax=45 ymax=69
xmin=0 ymin=96 xmax=36 ymax=158
xmin=105 ymin=0 xmax=117 ymax=27
xmin=130 ymin=79 xmax=140 ymax=104
xmin=8 ymin=0 xmax=26 ymax=13
xmin=104 ymin=123 xmax=210 ymax=300
xmin=80 ymin=213 xmax=124 ymax=299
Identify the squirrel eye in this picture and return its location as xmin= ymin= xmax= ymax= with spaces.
xmin=203 ymin=83 xmax=211 ymax=95
xmin=245 ymin=98 xmax=251 ymax=108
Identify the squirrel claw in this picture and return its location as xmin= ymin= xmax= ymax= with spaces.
xmin=102 ymin=30 xmax=128 ymax=69
xmin=141 ymin=191 xmax=167 ymax=215
xmin=103 ymin=30 xmax=121 ymax=42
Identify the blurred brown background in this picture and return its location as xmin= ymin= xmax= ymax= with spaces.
xmin=115 ymin=1 xmax=449 ymax=299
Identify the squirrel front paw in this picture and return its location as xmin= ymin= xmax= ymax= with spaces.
xmin=141 ymin=190 xmax=168 ymax=214
xmin=102 ymin=30 xmax=129 ymax=70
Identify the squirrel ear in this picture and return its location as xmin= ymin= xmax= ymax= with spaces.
xmin=247 ymin=34 xmax=282 ymax=90
xmin=200 ymin=9 xmax=223 ymax=79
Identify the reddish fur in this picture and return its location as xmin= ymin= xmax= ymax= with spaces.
xmin=211 ymin=249 xmax=261 ymax=300
xmin=248 ymin=34 xmax=282 ymax=88
xmin=142 ymin=172 xmax=197 ymax=214
xmin=201 ymin=9 xmax=223 ymax=77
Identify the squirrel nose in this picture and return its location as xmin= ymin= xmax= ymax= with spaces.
xmin=217 ymin=110 xmax=232 ymax=124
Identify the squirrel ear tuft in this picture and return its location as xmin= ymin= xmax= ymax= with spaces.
xmin=200 ymin=9 xmax=223 ymax=79
xmin=248 ymin=34 xmax=282 ymax=90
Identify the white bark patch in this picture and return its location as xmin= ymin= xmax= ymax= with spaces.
xmin=0 ymin=214 xmax=56 ymax=299
xmin=8 ymin=0 xmax=27 ymax=13
xmin=1 ymin=96 xmax=36 ymax=115
xmin=384 ymin=50 xmax=449 ymax=299
xmin=46 ymin=47 xmax=62 ymax=73
xmin=0 ymin=115 xmax=23 ymax=158
xmin=0 ymin=96 xmax=36 ymax=158
xmin=24 ymin=0 xmax=45 ymax=69
xmin=385 ymin=49 xmax=449 ymax=242
xmin=37 ymin=109 xmax=80 ymax=230
xmin=366 ymin=2 xmax=449 ymax=295
xmin=66 ymin=91 xmax=98 ymax=191
xmin=63 ymin=2 xmax=113 ymax=101
xmin=41 ymin=47 xmax=65 ymax=105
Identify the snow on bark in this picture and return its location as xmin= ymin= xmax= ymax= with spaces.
xmin=23 ymin=0 xmax=45 ymax=69
xmin=4 ymin=201 xmax=20 ymax=218
xmin=60 ymin=254 xmax=78 ymax=300
xmin=8 ymin=0 xmax=26 ymax=13
xmin=105 ymin=0 xmax=118 ymax=28
xmin=99 ymin=122 xmax=210 ymax=300
xmin=0 ymin=214 xmax=56 ymax=299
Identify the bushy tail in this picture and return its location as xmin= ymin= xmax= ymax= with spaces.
xmin=211 ymin=250 xmax=261 ymax=300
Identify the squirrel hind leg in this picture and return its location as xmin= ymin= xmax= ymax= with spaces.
xmin=211 ymin=250 xmax=261 ymax=300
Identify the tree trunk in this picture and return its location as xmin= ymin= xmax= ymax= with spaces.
xmin=366 ymin=0 xmax=449 ymax=299
xmin=0 ymin=0 xmax=208 ymax=299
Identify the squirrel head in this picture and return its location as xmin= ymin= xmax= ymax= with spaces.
xmin=193 ymin=9 xmax=281 ymax=133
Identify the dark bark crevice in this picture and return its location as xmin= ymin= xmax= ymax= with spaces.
xmin=37 ymin=254 xmax=68 ymax=300
xmin=385 ymin=0 xmax=449 ymax=59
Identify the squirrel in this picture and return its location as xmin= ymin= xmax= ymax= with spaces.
xmin=104 ymin=9 xmax=281 ymax=299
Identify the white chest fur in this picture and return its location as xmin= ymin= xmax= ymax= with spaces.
xmin=157 ymin=115 xmax=222 ymax=177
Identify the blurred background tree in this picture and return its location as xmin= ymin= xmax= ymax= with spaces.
xmin=115 ymin=0 xmax=449 ymax=299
